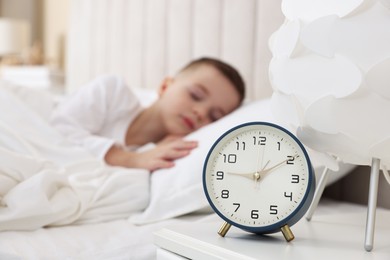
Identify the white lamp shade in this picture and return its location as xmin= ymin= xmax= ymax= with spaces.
xmin=269 ymin=0 xmax=390 ymax=169
xmin=0 ymin=18 xmax=30 ymax=55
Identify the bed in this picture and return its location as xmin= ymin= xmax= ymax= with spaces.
xmin=0 ymin=79 xmax=357 ymax=259
xmin=0 ymin=0 xmax=360 ymax=259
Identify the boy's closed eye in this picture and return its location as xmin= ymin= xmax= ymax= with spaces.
xmin=189 ymin=84 xmax=207 ymax=101
xmin=189 ymin=91 xmax=201 ymax=101
xmin=188 ymin=85 xmax=226 ymax=122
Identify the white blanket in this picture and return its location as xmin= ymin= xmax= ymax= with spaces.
xmin=0 ymin=86 xmax=150 ymax=231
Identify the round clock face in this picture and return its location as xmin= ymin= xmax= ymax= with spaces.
xmin=203 ymin=122 xmax=315 ymax=234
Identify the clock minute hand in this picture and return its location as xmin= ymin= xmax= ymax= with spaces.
xmin=226 ymin=160 xmax=270 ymax=183
xmin=226 ymin=172 xmax=256 ymax=181
xmin=226 ymin=159 xmax=271 ymax=182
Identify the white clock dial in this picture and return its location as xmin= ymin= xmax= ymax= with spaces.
xmin=203 ymin=122 xmax=315 ymax=234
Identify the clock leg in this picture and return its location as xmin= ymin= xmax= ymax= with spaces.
xmin=306 ymin=167 xmax=329 ymax=221
xmin=281 ymin=224 xmax=295 ymax=242
xmin=218 ymin=222 xmax=232 ymax=237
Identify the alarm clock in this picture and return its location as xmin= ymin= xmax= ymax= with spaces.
xmin=202 ymin=121 xmax=315 ymax=241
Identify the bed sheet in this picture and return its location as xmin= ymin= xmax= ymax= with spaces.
xmin=0 ymin=213 xmax=212 ymax=260
xmin=0 ymin=199 xmax=379 ymax=260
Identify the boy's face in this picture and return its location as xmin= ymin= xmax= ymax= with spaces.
xmin=157 ymin=64 xmax=241 ymax=135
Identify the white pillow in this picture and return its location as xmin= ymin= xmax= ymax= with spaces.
xmin=130 ymin=98 xmax=355 ymax=224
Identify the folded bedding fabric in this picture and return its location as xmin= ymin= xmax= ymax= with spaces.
xmin=0 ymin=87 xmax=149 ymax=231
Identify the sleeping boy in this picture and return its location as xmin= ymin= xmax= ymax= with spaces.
xmin=50 ymin=57 xmax=245 ymax=171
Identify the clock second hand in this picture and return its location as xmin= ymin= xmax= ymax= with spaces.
xmin=254 ymin=138 xmax=267 ymax=188
xmin=254 ymin=159 xmax=270 ymax=189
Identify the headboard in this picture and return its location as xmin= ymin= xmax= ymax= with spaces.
xmin=66 ymin=0 xmax=283 ymax=101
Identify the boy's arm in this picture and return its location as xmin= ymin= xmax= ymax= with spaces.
xmin=51 ymin=75 xmax=139 ymax=159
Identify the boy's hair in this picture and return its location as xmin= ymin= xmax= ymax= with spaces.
xmin=178 ymin=57 xmax=246 ymax=102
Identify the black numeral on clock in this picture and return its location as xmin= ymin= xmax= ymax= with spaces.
xmin=253 ymin=136 xmax=266 ymax=145
xmin=221 ymin=190 xmax=229 ymax=199
xmin=251 ymin=210 xmax=259 ymax=219
xmin=270 ymin=205 xmax=278 ymax=215
xmin=236 ymin=141 xmax=246 ymax=150
xmin=216 ymin=171 xmax=224 ymax=180
xmin=287 ymin=155 xmax=295 ymax=165
xmin=291 ymin=174 xmax=300 ymax=183
xmin=284 ymin=192 xmax=293 ymax=201
xmin=233 ymin=203 xmax=240 ymax=212
xmin=223 ymin=154 xmax=237 ymax=163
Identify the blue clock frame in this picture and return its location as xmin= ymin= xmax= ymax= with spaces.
xmin=202 ymin=121 xmax=316 ymax=234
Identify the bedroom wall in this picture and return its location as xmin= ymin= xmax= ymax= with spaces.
xmin=42 ymin=0 xmax=69 ymax=70
xmin=0 ymin=0 xmax=68 ymax=69
xmin=324 ymin=166 xmax=390 ymax=209
xmin=66 ymin=0 xmax=284 ymax=101
xmin=0 ymin=0 xmax=43 ymax=45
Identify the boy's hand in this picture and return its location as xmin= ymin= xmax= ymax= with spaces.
xmin=139 ymin=137 xmax=198 ymax=171
xmin=104 ymin=137 xmax=198 ymax=171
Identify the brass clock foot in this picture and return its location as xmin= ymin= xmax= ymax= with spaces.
xmin=281 ymin=224 xmax=295 ymax=242
xmin=218 ymin=222 xmax=232 ymax=237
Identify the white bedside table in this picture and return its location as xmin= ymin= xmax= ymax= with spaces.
xmin=154 ymin=203 xmax=390 ymax=260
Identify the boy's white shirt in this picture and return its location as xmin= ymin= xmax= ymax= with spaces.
xmin=50 ymin=75 xmax=144 ymax=159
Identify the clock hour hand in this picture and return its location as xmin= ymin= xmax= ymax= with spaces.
xmin=259 ymin=155 xmax=299 ymax=178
